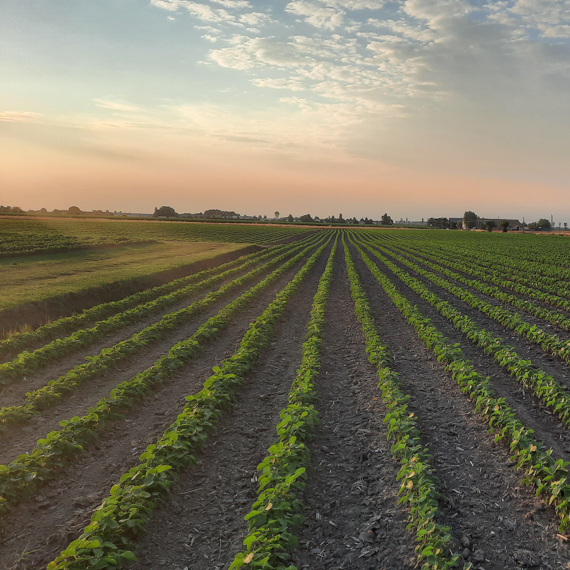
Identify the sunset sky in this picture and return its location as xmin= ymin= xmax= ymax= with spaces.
xmin=1 ymin=0 xmax=569 ymax=222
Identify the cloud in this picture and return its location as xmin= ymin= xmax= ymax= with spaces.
xmin=0 ymin=111 xmax=42 ymax=122
xmin=210 ymin=36 xmax=314 ymax=70
xmin=94 ymin=100 xmax=144 ymax=112
xmin=211 ymin=0 xmax=250 ymax=7
xmin=319 ymin=0 xmax=386 ymax=8
xmin=285 ymin=1 xmax=345 ymax=30
xmin=239 ymin=12 xmax=273 ymax=26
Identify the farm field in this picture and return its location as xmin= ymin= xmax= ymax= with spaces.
xmin=0 ymin=218 xmax=314 ymax=336
xmin=1 ymin=227 xmax=570 ymax=570
xmin=0 ymin=217 xmax=312 ymax=258
xmin=0 ymin=242 xmax=244 ymax=313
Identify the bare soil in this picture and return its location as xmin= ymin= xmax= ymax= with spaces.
xmin=1 ymin=235 xmax=569 ymax=570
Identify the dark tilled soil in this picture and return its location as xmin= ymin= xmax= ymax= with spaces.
xmin=0 ymin=245 xmax=261 ymax=337
xmin=127 ymin=254 xmax=323 ymax=570
xmin=292 ymin=254 xmax=416 ymax=570
xmin=0 ymin=244 xmax=330 ymax=570
xmin=365 ymin=242 xmax=570 ymax=459
xmin=0 ymin=253 xmax=312 ymax=465
xmin=2 ymin=236 xmax=570 ymax=570
xmin=350 ymin=241 xmax=570 ymax=569
xmin=0 ymin=255 xmax=283 ymax=401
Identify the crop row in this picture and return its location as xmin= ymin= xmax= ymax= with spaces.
xmin=0 ymin=236 xmax=326 ymax=437
xmin=45 ymin=238 xmax=331 ymax=569
xmin=394 ymin=233 xmax=570 ymax=290
xmin=409 ymin=237 xmax=570 ymax=301
xmin=0 ymin=237 xmax=317 ymax=383
xmin=0 ymin=242 xmax=303 ymax=359
xmin=350 ymin=237 xmax=570 ymax=533
xmin=344 ymin=237 xmax=459 ymax=569
xmin=355 ymin=238 xmax=570 ymax=434
xmin=0 ymin=237 xmax=329 ymax=512
xmin=0 ymin=218 xmax=315 ymax=255
xmin=359 ymin=236 xmax=570 ymax=366
xmin=230 ymin=237 xmax=338 ymax=569
xmin=381 ymin=237 xmax=570 ymax=313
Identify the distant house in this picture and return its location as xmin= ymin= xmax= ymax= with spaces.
xmin=126 ymin=212 xmax=153 ymax=218
xmin=179 ymin=212 xmax=204 ymax=219
xmin=478 ymin=218 xmax=523 ymax=231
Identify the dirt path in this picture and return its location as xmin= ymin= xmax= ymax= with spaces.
xmin=349 ymin=241 xmax=570 ymax=569
xmin=0 ymin=245 xmax=329 ymax=570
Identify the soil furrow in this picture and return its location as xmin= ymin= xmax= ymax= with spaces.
xmin=0 ymin=251 xmax=291 ymax=407
xmin=0 ymin=241 xmax=330 ymax=570
xmin=291 ymin=251 xmax=416 ymax=570
xmin=364 ymin=244 xmax=570 ymax=457
xmin=349 ymin=240 xmax=570 ymax=570
xmin=388 ymin=243 xmax=570 ymax=339
xmin=0 ymin=252 xmax=313 ymax=466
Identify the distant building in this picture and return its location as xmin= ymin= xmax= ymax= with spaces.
xmin=478 ymin=218 xmax=523 ymax=231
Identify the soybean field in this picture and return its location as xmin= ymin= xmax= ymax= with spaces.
xmin=1 ymin=227 xmax=570 ymax=570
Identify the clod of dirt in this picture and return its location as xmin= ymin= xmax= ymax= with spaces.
xmin=513 ymin=549 xmax=540 ymax=567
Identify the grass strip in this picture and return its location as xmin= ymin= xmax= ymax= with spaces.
xmin=230 ymin=236 xmax=337 ymax=570
xmin=0 ymin=237 xmax=326 ymax=431
xmin=357 ymin=237 xmax=570 ymax=431
xmin=0 ymin=237 xmax=330 ymax=513
xmin=0 ymin=236 xmax=316 ymax=360
xmin=351 ymin=237 xmax=570 ymax=533
xmin=44 ymin=237 xmax=331 ymax=570
xmin=345 ymin=236 xmax=460 ymax=570
xmin=0 ymin=240 xmax=315 ymax=382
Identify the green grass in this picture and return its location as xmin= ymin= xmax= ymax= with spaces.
xmin=0 ymin=241 xmax=245 ymax=312
xmin=0 ymin=217 xmax=313 ymax=257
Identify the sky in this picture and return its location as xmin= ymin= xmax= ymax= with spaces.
xmin=1 ymin=0 xmax=570 ymax=222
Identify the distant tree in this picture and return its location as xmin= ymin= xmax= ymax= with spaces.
xmin=274 ymin=211 xmax=280 ymax=219
xmin=263 ymin=215 xmax=267 ymax=219
xmin=485 ymin=220 xmax=496 ymax=232
xmin=381 ymin=213 xmax=393 ymax=225
xmin=68 ymin=206 xmax=82 ymax=215
xmin=463 ymin=211 xmax=478 ymax=229
xmin=203 ymin=209 xmax=237 ymax=219
xmin=565 ymin=222 xmax=568 ymax=230
xmin=538 ymin=218 xmax=551 ymax=230
xmin=499 ymin=220 xmax=509 ymax=233
xmin=456 ymin=220 xmax=462 ymax=229
xmin=427 ymin=217 xmax=448 ymax=229
xmin=287 ymin=214 xmax=294 ymax=222
xmin=153 ymin=206 xmax=178 ymax=218
xmin=299 ymin=214 xmax=313 ymax=222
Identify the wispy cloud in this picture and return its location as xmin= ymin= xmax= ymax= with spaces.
xmin=285 ymin=1 xmax=345 ymax=30
xmin=94 ymin=100 xmax=144 ymax=112
xmin=0 ymin=111 xmax=43 ymax=122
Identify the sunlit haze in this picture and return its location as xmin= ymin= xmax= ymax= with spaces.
xmin=1 ymin=0 xmax=569 ymax=221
